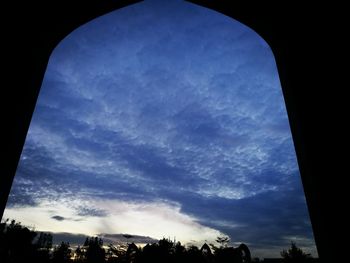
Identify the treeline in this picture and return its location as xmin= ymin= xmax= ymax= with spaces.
xmin=0 ymin=220 xmax=251 ymax=263
xmin=0 ymin=219 xmax=314 ymax=263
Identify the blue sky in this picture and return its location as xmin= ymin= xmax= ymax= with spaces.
xmin=3 ymin=0 xmax=317 ymax=258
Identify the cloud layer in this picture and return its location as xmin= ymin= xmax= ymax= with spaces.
xmin=4 ymin=0 xmax=317 ymax=258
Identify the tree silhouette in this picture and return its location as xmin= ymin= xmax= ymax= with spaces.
xmin=34 ymin=232 xmax=53 ymax=263
xmin=85 ymin=237 xmax=106 ymax=263
xmin=74 ymin=245 xmax=85 ymax=263
xmin=280 ymin=242 xmax=312 ymax=263
xmin=210 ymin=235 xmax=230 ymax=258
xmin=209 ymin=236 xmax=251 ymax=263
xmin=0 ymin=219 xmax=37 ymax=262
xmin=215 ymin=236 xmax=230 ymax=248
xmin=143 ymin=238 xmax=174 ymax=263
xmin=138 ymin=243 xmax=158 ymax=263
xmin=173 ymin=241 xmax=187 ymax=263
xmin=52 ymin=242 xmax=71 ymax=263
xmin=186 ymin=245 xmax=203 ymax=263
xmin=36 ymin=232 xmax=53 ymax=250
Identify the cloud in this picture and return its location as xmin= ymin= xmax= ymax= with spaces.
xmin=6 ymin=193 xmax=37 ymax=208
xmin=99 ymin=233 xmax=158 ymax=245
xmin=49 ymin=232 xmax=158 ymax=247
xmin=3 ymin=198 xmax=224 ymax=245
xmin=76 ymin=207 xmax=108 ymax=217
xmin=52 ymin=215 xmax=65 ymax=221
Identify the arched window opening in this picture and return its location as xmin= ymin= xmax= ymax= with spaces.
xmin=2 ymin=0 xmax=318 ymax=259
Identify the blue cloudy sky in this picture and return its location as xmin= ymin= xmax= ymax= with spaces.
xmin=3 ymin=0 xmax=317 ymax=258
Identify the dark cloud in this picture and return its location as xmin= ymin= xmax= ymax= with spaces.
xmin=49 ymin=232 xmax=158 ymax=247
xmin=99 ymin=234 xmax=158 ymax=244
xmin=52 ymin=215 xmax=65 ymax=221
xmin=76 ymin=207 xmax=108 ymax=217
xmin=160 ymin=173 xmax=313 ymax=255
xmin=51 ymin=232 xmax=88 ymax=246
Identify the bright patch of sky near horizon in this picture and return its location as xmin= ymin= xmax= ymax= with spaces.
xmin=3 ymin=0 xmax=317 ymax=258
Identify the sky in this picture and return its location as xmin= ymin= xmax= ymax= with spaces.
xmin=3 ymin=0 xmax=317 ymax=258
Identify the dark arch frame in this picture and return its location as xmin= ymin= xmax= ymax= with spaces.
xmin=2 ymin=1 xmax=334 ymax=261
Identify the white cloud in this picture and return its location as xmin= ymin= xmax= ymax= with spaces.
xmin=3 ymin=197 xmax=223 ymax=245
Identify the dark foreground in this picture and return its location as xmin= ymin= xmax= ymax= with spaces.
xmin=1 ymin=220 xmax=316 ymax=263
